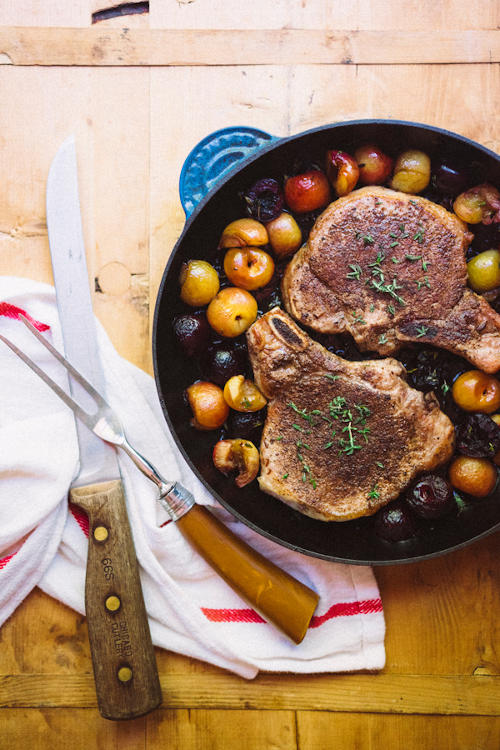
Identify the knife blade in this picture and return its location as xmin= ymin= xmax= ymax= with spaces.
xmin=46 ymin=136 xmax=161 ymax=720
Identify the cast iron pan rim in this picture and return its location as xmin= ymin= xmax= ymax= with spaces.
xmin=152 ymin=118 xmax=500 ymax=566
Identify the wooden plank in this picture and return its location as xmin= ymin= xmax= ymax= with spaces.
xmin=3 ymin=708 xmax=499 ymax=750
xmin=0 ymin=2 xmax=91 ymax=28
xmin=147 ymin=709 xmax=297 ymax=749
xmin=0 ymin=64 xmax=151 ymax=371
xmin=0 ymin=0 xmax=149 ymax=27
xmin=0 ymin=28 xmax=498 ymax=66
xmin=1 ymin=672 xmax=500 ymax=715
xmin=150 ymin=0 xmax=500 ymax=32
xmin=288 ymin=64 xmax=500 ymax=153
xmin=0 ymin=708 xmax=147 ymax=750
xmin=296 ymin=712 xmax=500 ymax=750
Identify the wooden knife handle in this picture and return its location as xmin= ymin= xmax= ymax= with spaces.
xmin=177 ymin=504 xmax=319 ymax=644
xmin=70 ymin=479 xmax=161 ymax=720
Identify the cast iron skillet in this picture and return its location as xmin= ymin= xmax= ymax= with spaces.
xmin=153 ymin=119 xmax=500 ymax=565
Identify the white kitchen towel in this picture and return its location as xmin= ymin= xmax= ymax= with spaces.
xmin=0 ymin=277 xmax=385 ymax=679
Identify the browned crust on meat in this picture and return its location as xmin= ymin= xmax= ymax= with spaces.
xmin=282 ymin=186 xmax=500 ymax=373
xmin=247 ymin=309 xmax=455 ymax=521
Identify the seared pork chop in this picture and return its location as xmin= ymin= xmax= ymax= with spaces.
xmin=247 ymin=309 xmax=454 ymax=521
xmin=282 ymin=186 xmax=500 ymax=373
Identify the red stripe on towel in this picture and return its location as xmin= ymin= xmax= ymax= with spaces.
xmin=0 ymin=302 xmax=50 ymax=331
xmin=202 ymin=607 xmax=266 ymax=623
xmin=201 ymin=598 xmax=383 ymax=627
xmin=0 ymin=553 xmax=16 ymax=570
xmin=309 ymin=597 xmax=383 ymax=627
xmin=70 ymin=504 xmax=89 ymax=537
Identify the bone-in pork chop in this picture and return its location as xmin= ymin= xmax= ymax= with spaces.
xmin=282 ymin=186 xmax=500 ymax=373
xmin=246 ymin=309 xmax=454 ymax=521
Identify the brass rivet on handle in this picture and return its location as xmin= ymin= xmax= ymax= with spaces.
xmin=117 ymin=666 xmax=133 ymax=683
xmin=105 ymin=595 xmax=121 ymax=612
xmin=93 ymin=525 xmax=109 ymax=542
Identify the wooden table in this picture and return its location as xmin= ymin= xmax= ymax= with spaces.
xmin=1 ymin=2 xmax=500 ymax=747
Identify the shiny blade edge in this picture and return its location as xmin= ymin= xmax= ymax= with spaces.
xmin=46 ymin=136 xmax=120 ymax=485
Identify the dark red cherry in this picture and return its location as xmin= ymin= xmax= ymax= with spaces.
xmin=374 ymin=502 xmax=417 ymax=542
xmin=173 ymin=313 xmax=211 ymax=357
xmin=406 ymin=474 xmax=454 ymax=519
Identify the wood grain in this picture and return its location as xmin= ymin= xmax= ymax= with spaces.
xmin=2 ymin=709 xmax=499 ymax=750
xmin=296 ymin=712 xmax=500 ymax=750
xmin=70 ymin=480 xmax=161 ymax=719
xmin=1 ymin=671 xmax=500 ymax=714
xmin=0 ymin=27 xmax=498 ymax=66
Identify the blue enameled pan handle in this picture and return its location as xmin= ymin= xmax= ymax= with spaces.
xmin=179 ymin=126 xmax=278 ymax=218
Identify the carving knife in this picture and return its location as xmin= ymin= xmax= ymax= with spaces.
xmin=46 ymin=136 xmax=161 ymax=720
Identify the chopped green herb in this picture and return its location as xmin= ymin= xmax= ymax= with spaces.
xmin=441 ymin=381 xmax=450 ymax=395
xmin=325 ymin=374 xmax=339 ymax=382
xmin=347 ymin=264 xmax=363 ymax=280
xmin=390 ymin=241 xmax=399 ymax=248
xmin=352 ymin=312 xmax=367 ymax=325
xmin=362 ymin=233 xmax=375 ymax=246
xmin=275 ymin=435 xmax=283 ymax=441
xmin=378 ymin=333 xmax=388 ymax=345
xmin=391 ymin=257 xmax=400 ymax=264
xmin=413 ymin=228 xmax=425 ymax=243
xmin=421 ymin=259 xmax=430 ymax=271
xmin=289 ymin=398 xmax=372 ymax=462
xmin=405 ymin=254 xmax=422 ymax=262
xmin=416 ymin=276 xmax=431 ymax=290
xmin=358 ymin=426 xmax=371 ymax=442
xmin=241 ymin=398 xmax=251 ymax=408
xmin=282 ymin=473 xmax=288 ymax=479
xmin=295 ymin=439 xmax=317 ymax=489
xmin=376 ymin=461 xmax=385 ymax=469
xmin=454 ymin=491 xmax=467 ymax=515
xmin=416 ymin=325 xmax=429 ymax=338
xmin=367 ymin=270 xmax=405 ymax=306
xmin=387 ymin=303 xmax=396 ymax=316
xmin=389 ymin=231 xmax=398 ymax=239
xmin=288 ymin=401 xmax=315 ymax=424
xmin=409 ymin=199 xmax=418 ymax=205
xmin=368 ymin=483 xmax=380 ymax=500
xmin=369 ymin=304 xmax=375 ymax=312
xmin=292 ymin=423 xmax=304 ymax=431
xmin=369 ymin=251 xmax=386 ymax=266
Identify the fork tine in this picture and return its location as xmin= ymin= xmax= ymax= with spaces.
xmin=0 ymin=331 xmax=94 ymax=428
xmin=19 ymin=315 xmax=108 ymax=409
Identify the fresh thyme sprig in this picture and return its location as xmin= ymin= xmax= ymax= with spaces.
xmin=296 ymin=439 xmax=317 ymax=489
xmin=347 ymin=264 xmax=363 ymax=280
xmin=416 ymin=325 xmax=429 ymax=338
xmin=286 ymin=397 xmax=372 ymax=471
xmin=416 ymin=276 xmax=431 ymax=290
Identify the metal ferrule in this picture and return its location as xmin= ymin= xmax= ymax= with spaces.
xmin=158 ymin=481 xmax=195 ymax=522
